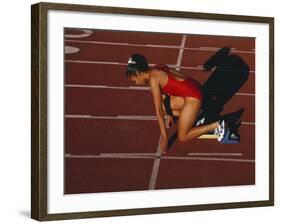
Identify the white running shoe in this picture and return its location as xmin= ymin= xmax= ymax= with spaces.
xmin=214 ymin=120 xmax=225 ymax=141
xmin=214 ymin=120 xmax=221 ymax=135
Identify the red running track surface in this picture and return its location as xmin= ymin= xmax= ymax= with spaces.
xmin=64 ymin=28 xmax=255 ymax=194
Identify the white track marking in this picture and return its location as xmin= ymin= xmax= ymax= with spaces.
xmin=128 ymin=86 xmax=151 ymax=90
xmin=200 ymin=47 xmax=236 ymax=51
xmin=116 ymin=115 xmax=156 ymax=120
xmin=65 ymin=115 xmax=255 ymax=125
xmin=65 ymin=153 xmax=254 ymax=163
xmin=188 ymin=153 xmax=243 ymax=156
xmin=175 ymin=35 xmax=187 ymax=71
xmin=65 ymin=59 xmax=169 ymax=67
xmin=64 ymin=39 xmax=255 ymax=54
xmin=65 ymin=84 xmax=255 ymax=96
xmin=162 ymin=156 xmax=254 ymax=163
xmin=198 ymin=47 xmax=254 ymax=54
xmin=65 ymin=84 xmax=150 ymax=91
xmin=65 ymin=60 xmax=122 ymax=65
xmin=64 ymin=60 xmax=256 ymax=73
xmin=65 ymin=153 xmax=155 ymax=159
xmin=100 ymin=153 xmax=157 ymax=156
xmin=65 ymin=60 xmax=169 ymax=67
xmin=65 ymin=115 xmax=157 ymax=120
xmin=235 ymin=92 xmax=255 ymax=96
xmin=65 ymin=40 xmax=180 ymax=49
xmin=148 ymin=136 xmax=162 ymax=190
xmin=65 ymin=46 xmax=80 ymax=54
xmin=64 ymin=29 xmax=93 ymax=39
xmin=241 ymin=122 xmax=255 ymax=125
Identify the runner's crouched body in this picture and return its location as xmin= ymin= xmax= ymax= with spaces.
xmin=126 ymin=54 xmax=225 ymax=154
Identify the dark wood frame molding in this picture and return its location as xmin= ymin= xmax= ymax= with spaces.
xmin=31 ymin=2 xmax=274 ymax=221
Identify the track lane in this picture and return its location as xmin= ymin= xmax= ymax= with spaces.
xmin=65 ymin=28 xmax=183 ymax=45
xmin=64 ymin=63 xmax=255 ymax=94
xmin=186 ymin=35 xmax=255 ymax=51
xmin=65 ymin=118 xmax=160 ymax=155
xmin=155 ymin=159 xmax=255 ymax=190
xmin=65 ymin=157 xmax=154 ymax=194
xmin=65 ymin=117 xmax=254 ymax=159
xmin=65 ymin=87 xmax=254 ymax=121
xmin=65 ymin=42 xmax=179 ymax=65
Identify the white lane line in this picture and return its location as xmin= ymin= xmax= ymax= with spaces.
xmin=65 ymin=115 xmax=256 ymax=125
xmin=65 ymin=153 xmax=255 ymax=163
xmin=235 ymin=92 xmax=255 ymax=96
xmin=188 ymin=153 xmax=243 ymax=156
xmin=64 ymin=60 xmax=256 ymax=73
xmin=64 ymin=39 xmax=255 ymax=54
xmin=116 ymin=115 xmax=156 ymax=120
xmin=104 ymin=152 xmax=244 ymax=157
xmin=65 ymin=153 xmax=155 ymax=159
xmin=65 ymin=115 xmax=157 ymax=120
xmin=198 ymin=47 xmax=255 ymax=54
xmin=101 ymin=152 xmax=157 ymax=156
xmin=65 ymin=39 xmax=180 ymax=49
xmin=64 ymin=29 xmax=93 ymax=39
xmin=65 ymin=60 xmax=123 ymax=65
xmin=64 ymin=60 xmax=173 ymax=68
xmin=175 ymin=35 xmax=187 ymax=71
xmin=65 ymin=84 xmax=150 ymax=91
xmin=200 ymin=47 xmax=236 ymax=51
xmin=148 ymin=136 xmax=162 ymax=190
xmin=65 ymin=84 xmax=255 ymax=97
xmin=162 ymin=156 xmax=254 ymax=163
xmin=241 ymin=121 xmax=255 ymax=125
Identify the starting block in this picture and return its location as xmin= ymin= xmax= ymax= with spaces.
xmin=197 ymin=129 xmax=240 ymax=144
xmin=220 ymin=128 xmax=240 ymax=144
xmin=198 ymin=133 xmax=218 ymax=139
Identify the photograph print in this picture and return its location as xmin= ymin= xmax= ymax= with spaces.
xmin=64 ymin=28 xmax=255 ymax=194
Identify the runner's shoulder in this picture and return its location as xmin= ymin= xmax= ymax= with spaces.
xmin=150 ymin=68 xmax=166 ymax=80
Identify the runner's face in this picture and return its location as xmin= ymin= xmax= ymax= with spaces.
xmin=131 ymin=72 xmax=147 ymax=85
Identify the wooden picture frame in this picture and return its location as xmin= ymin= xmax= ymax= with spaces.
xmin=31 ymin=2 xmax=274 ymax=221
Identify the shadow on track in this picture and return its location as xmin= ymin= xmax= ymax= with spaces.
xmin=168 ymin=47 xmax=250 ymax=150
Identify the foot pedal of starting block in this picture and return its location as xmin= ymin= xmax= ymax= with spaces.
xmin=198 ymin=133 xmax=218 ymax=139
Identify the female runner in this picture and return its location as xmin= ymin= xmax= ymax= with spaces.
xmin=126 ymin=54 xmax=225 ymax=154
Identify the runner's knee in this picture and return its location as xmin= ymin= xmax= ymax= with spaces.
xmin=178 ymin=134 xmax=194 ymax=142
xmin=178 ymin=130 xmax=190 ymax=142
xmin=178 ymin=136 xmax=186 ymax=142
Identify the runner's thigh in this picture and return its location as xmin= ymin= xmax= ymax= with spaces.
xmin=178 ymin=98 xmax=201 ymax=139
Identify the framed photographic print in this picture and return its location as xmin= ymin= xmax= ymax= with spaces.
xmin=31 ymin=2 xmax=274 ymax=221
